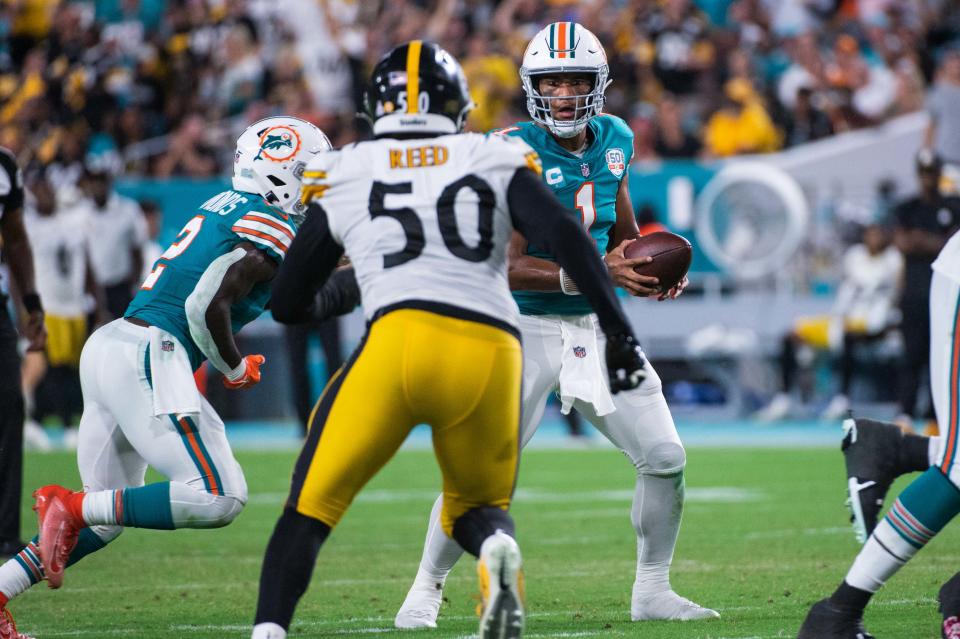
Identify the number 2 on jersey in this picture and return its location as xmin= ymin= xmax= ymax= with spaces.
xmin=575 ymin=182 xmax=596 ymax=229
xmin=141 ymin=215 xmax=205 ymax=290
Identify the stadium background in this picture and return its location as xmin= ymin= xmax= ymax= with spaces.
xmin=4 ymin=1 xmax=960 ymax=638
xmin=2 ymin=0 xmax=957 ymax=428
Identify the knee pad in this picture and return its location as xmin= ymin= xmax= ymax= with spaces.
xmin=642 ymin=442 xmax=686 ymax=476
xmin=207 ymin=494 xmax=245 ymax=527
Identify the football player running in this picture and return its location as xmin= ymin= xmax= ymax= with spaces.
xmin=250 ymin=41 xmax=646 ymax=639
xmin=798 ymin=226 xmax=960 ymax=638
xmin=0 ymin=117 xmax=329 ymax=638
xmin=394 ymin=23 xmax=716 ymax=628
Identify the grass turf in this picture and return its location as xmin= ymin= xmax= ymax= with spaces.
xmin=8 ymin=446 xmax=954 ymax=638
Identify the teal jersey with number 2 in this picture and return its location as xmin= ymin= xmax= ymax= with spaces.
xmin=501 ymin=115 xmax=634 ymax=316
xmin=125 ymin=190 xmax=297 ymax=370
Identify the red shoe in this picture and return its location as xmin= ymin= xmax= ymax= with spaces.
xmin=32 ymin=485 xmax=82 ymax=589
xmin=0 ymin=608 xmax=34 ymax=639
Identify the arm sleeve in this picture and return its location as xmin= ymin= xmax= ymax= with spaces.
xmin=313 ymin=267 xmax=361 ymax=321
xmin=270 ymin=202 xmax=344 ymax=324
xmin=507 ymin=168 xmax=631 ymax=336
xmin=185 ymin=247 xmax=249 ymax=375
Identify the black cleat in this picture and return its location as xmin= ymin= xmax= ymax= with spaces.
xmin=798 ymin=599 xmax=875 ymax=639
xmin=939 ymin=572 xmax=960 ymax=638
xmin=842 ymin=417 xmax=902 ymax=543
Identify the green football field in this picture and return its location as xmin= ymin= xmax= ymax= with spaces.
xmin=8 ymin=446 xmax=955 ymax=638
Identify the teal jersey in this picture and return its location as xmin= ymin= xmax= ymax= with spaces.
xmin=501 ymin=116 xmax=633 ymax=316
xmin=125 ymin=190 xmax=297 ymax=370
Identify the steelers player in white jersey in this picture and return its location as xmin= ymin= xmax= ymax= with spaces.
xmin=250 ymin=41 xmax=647 ymax=639
xmin=799 ymin=226 xmax=960 ymax=639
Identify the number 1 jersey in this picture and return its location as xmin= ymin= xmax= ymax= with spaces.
xmin=300 ymin=133 xmax=540 ymax=330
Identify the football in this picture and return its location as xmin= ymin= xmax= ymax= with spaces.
xmin=624 ymin=231 xmax=693 ymax=294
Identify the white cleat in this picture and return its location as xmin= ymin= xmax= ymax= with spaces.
xmin=395 ymin=579 xmax=444 ymax=629
xmin=752 ymin=393 xmax=791 ymax=422
xmin=631 ymin=590 xmax=720 ymax=621
xmin=478 ymin=532 xmax=524 ymax=639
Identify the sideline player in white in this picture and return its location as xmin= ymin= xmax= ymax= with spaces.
xmin=394 ymin=23 xmax=717 ymax=628
xmin=0 ymin=116 xmax=330 ymax=639
xmin=250 ymin=40 xmax=647 ymax=639
xmin=798 ymin=226 xmax=960 ymax=638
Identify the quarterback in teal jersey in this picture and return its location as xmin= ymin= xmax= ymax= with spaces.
xmin=396 ymin=23 xmax=717 ymax=628
xmin=0 ymin=118 xmax=329 ymax=630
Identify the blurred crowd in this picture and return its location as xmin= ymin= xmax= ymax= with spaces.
xmin=1 ymin=0 xmax=959 ymax=184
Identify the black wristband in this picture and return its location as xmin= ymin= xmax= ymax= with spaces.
xmin=22 ymin=293 xmax=43 ymax=314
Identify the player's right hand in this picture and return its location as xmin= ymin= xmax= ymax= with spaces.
xmin=604 ymin=239 xmax=659 ymax=297
xmin=605 ymin=332 xmax=646 ymax=394
xmin=223 ymin=354 xmax=265 ymax=390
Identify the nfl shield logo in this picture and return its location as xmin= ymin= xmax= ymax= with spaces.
xmin=606 ymin=148 xmax=625 ymax=178
xmin=580 ymin=163 xmax=590 ymax=177
xmin=161 ymin=340 xmax=175 ymax=352
xmin=573 ymin=346 xmax=587 ymax=358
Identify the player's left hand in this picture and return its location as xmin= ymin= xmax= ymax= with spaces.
xmin=22 ymin=309 xmax=46 ymax=352
xmin=223 ymin=354 xmax=265 ymax=390
xmin=658 ymin=275 xmax=689 ymax=301
xmin=604 ymin=239 xmax=659 ymax=297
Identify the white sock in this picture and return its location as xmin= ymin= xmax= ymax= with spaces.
xmin=0 ymin=548 xmax=39 ymax=602
xmin=82 ymin=490 xmax=122 ymax=526
xmin=631 ymin=471 xmax=683 ymax=597
xmin=414 ymin=495 xmax=464 ymax=585
xmin=845 ymin=519 xmax=916 ymax=592
xmin=251 ymin=622 xmax=286 ymax=639
xmin=930 ymin=436 xmax=943 ymax=467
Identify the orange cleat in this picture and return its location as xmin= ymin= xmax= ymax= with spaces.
xmin=32 ymin=485 xmax=82 ymax=589
xmin=0 ymin=608 xmax=34 ymax=639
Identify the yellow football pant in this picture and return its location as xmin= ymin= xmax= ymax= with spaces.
xmin=289 ymin=308 xmax=522 ymax=537
xmin=45 ymin=314 xmax=87 ymax=367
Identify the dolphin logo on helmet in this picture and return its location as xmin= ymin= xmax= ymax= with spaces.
xmin=233 ymin=116 xmax=331 ymax=222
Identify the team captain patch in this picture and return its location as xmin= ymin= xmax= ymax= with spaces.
xmin=606 ymin=148 xmax=625 ymax=178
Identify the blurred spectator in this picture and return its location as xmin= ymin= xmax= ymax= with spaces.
xmin=777 ymin=32 xmax=828 ymax=112
xmin=653 ymin=94 xmax=702 ymax=158
xmin=703 ymin=79 xmax=781 ymax=157
xmin=215 ymin=23 xmax=264 ymax=116
xmin=645 ymin=0 xmax=715 ymax=99
xmin=822 ymin=34 xmax=896 ymax=128
xmin=783 ymin=86 xmax=833 ymax=147
xmin=76 ymin=159 xmax=146 ymax=317
xmin=152 ymin=114 xmax=219 ymax=178
xmin=22 ymin=173 xmax=105 ymax=449
xmin=753 ymin=223 xmax=903 ymax=422
xmin=892 ymin=150 xmax=960 ymax=428
xmin=462 ymin=32 xmax=521 ymax=132
xmin=924 ymin=48 xmax=960 ymax=191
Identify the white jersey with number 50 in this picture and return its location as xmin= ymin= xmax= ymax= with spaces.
xmin=300 ymin=133 xmax=541 ymax=329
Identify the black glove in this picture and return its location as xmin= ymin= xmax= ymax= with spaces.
xmin=605 ymin=332 xmax=646 ymax=394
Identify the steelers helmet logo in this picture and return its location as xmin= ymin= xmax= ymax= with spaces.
xmin=255 ymin=125 xmax=302 ymax=163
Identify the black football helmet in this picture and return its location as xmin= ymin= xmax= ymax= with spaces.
xmin=363 ymin=41 xmax=474 ymax=136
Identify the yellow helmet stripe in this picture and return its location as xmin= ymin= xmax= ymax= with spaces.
xmin=406 ymin=40 xmax=422 ymax=114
